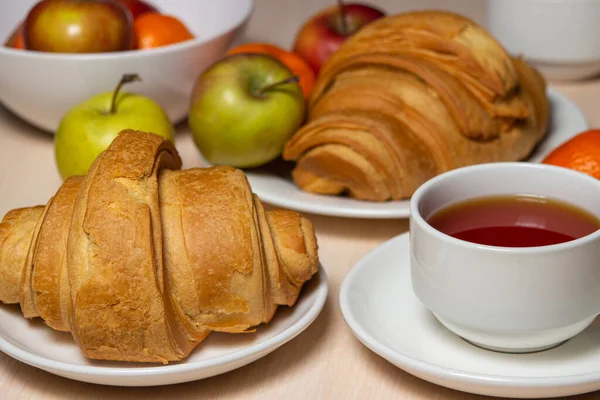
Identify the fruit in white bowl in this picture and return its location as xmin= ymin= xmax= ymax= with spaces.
xmin=0 ymin=0 xmax=254 ymax=133
xmin=115 ymin=0 xmax=158 ymax=20
xmin=54 ymin=74 xmax=173 ymax=179
xmin=4 ymin=22 xmax=24 ymax=49
xmin=24 ymin=0 xmax=133 ymax=53
xmin=189 ymin=53 xmax=305 ymax=169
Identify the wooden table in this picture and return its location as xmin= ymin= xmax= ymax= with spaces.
xmin=1 ymin=0 xmax=600 ymax=398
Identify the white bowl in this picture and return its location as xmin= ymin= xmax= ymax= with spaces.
xmin=409 ymin=162 xmax=600 ymax=353
xmin=485 ymin=0 xmax=600 ymax=81
xmin=0 ymin=0 xmax=254 ymax=133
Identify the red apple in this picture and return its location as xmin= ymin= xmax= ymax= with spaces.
xmin=293 ymin=1 xmax=385 ymax=73
xmin=24 ymin=0 xmax=133 ymax=53
xmin=115 ymin=0 xmax=158 ymax=20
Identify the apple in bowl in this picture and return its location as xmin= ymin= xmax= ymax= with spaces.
xmin=23 ymin=0 xmax=134 ymax=53
xmin=116 ymin=0 xmax=158 ymax=19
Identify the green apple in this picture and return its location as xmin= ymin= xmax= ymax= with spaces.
xmin=54 ymin=74 xmax=174 ymax=179
xmin=189 ymin=53 xmax=305 ymax=168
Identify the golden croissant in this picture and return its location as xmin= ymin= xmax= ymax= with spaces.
xmin=0 ymin=131 xmax=319 ymax=364
xmin=282 ymin=11 xmax=550 ymax=201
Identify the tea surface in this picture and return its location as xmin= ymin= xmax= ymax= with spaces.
xmin=427 ymin=195 xmax=600 ymax=247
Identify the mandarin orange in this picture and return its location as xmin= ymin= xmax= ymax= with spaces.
xmin=542 ymin=129 xmax=600 ymax=179
xmin=4 ymin=23 xmax=24 ymax=49
xmin=133 ymin=12 xmax=194 ymax=49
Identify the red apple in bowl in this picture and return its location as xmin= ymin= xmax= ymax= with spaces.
xmin=115 ymin=0 xmax=158 ymax=20
xmin=293 ymin=1 xmax=385 ymax=73
xmin=24 ymin=0 xmax=133 ymax=53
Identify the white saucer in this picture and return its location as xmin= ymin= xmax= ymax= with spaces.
xmin=181 ymin=87 xmax=585 ymax=219
xmin=0 ymin=266 xmax=328 ymax=387
xmin=339 ymin=234 xmax=600 ymax=399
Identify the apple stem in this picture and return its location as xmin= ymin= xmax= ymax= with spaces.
xmin=110 ymin=73 xmax=141 ymax=114
xmin=338 ymin=0 xmax=348 ymax=36
xmin=255 ymin=75 xmax=300 ymax=95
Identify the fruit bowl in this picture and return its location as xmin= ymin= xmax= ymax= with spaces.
xmin=0 ymin=0 xmax=254 ymax=133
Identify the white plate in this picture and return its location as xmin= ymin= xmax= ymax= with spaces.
xmin=224 ymin=87 xmax=588 ymax=219
xmin=0 ymin=266 xmax=328 ymax=387
xmin=339 ymin=233 xmax=600 ymax=399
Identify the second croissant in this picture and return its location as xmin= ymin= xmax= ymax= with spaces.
xmin=282 ymin=11 xmax=550 ymax=202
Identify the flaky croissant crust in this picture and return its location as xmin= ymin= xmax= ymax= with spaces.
xmin=0 ymin=131 xmax=319 ymax=364
xmin=282 ymin=10 xmax=549 ymax=202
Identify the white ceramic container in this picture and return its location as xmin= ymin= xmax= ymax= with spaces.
xmin=409 ymin=162 xmax=600 ymax=353
xmin=486 ymin=0 xmax=600 ymax=81
xmin=0 ymin=0 xmax=254 ymax=133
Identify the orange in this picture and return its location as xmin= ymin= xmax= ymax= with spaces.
xmin=4 ymin=23 xmax=24 ymax=50
xmin=227 ymin=43 xmax=316 ymax=99
xmin=542 ymin=129 xmax=600 ymax=179
xmin=133 ymin=13 xmax=194 ymax=49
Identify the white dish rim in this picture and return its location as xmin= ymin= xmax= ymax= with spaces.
xmin=0 ymin=264 xmax=328 ymax=379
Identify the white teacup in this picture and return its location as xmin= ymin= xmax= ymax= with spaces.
xmin=409 ymin=162 xmax=600 ymax=353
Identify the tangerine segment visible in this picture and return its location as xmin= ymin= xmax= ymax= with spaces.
xmin=542 ymin=129 xmax=600 ymax=179
xmin=134 ymin=12 xmax=194 ymax=49
xmin=228 ymin=43 xmax=316 ymax=99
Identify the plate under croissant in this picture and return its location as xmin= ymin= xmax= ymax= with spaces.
xmin=0 ymin=266 xmax=327 ymax=387
xmin=177 ymin=88 xmax=585 ymax=219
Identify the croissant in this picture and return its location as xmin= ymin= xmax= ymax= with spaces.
xmin=282 ymin=11 xmax=550 ymax=202
xmin=0 ymin=130 xmax=319 ymax=364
